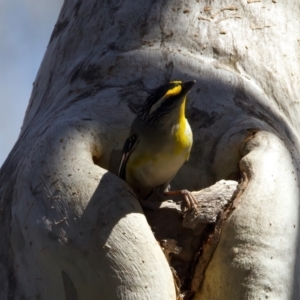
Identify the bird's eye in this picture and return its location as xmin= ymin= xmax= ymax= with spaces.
xmin=163 ymin=99 xmax=174 ymax=108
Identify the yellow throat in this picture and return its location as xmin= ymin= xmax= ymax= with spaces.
xmin=174 ymin=97 xmax=192 ymax=158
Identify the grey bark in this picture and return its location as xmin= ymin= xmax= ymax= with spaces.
xmin=0 ymin=0 xmax=300 ymax=299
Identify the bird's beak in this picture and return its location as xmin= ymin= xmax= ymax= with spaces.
xmin=182 ymin=80 xmax=196 ymax=94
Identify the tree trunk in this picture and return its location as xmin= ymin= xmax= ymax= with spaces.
xmin=1 ymin=0 xmax=299 ymax=299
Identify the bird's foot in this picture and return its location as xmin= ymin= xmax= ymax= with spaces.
xmin=163 ymin=189 xmax=198 ymax=211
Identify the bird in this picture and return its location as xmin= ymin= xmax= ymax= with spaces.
xmin=118 ymin=80 xmax=197 ymax=209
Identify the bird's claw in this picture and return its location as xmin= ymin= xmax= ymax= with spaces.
xmin=180 ymin=189 xmax=198 ymax=211
xmin=164 ymin=189 xmax=198 ymax=211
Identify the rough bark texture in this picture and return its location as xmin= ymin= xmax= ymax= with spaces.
xmin=143 ymin=180 xmax=239 ymax=299
xmin=0 ymin=0 xmax=300 ymax=299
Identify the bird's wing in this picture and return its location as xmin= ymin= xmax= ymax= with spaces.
xmin=118 ymin=134 xmax=139 ymax=180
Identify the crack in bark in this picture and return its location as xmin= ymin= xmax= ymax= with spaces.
xmin=143 ymin=179 xmax=240 ymax=298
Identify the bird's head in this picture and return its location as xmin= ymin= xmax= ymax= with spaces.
xmin=139 ymin=80 xmax=195 ymax=125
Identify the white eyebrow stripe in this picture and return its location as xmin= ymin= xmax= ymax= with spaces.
xmin=149 ymin=96 xmax=167 ymax=115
